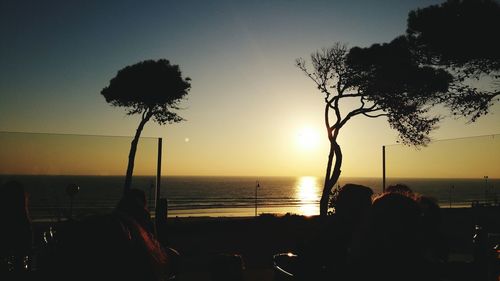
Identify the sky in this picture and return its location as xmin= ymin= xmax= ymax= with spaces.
xmin=1 ymin=0 xmax=499 ymax=178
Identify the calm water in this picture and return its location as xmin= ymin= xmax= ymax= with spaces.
xmin=0 ymin=175 xmax=498 ymax=220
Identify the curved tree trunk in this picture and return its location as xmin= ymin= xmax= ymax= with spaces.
xmin=320 ymin=143 xmax=334 ymax=216
xmin=319 ymin=139 xmax=343 ymax=217
xmin=123 ymin=112 xmax=152 ymax=192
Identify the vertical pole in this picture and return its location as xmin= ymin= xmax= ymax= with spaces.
xmin=255 ymin=181 xmax=259 ymax=217
xmin=484 ymin=176 xmax=488 ymax=204
xmin=382 ymin=145 xmax=386 ymax=193
xmin=449 ymin=185 xmax=453 ymax=208
xmin=155 ymin=138 xmax=162 ymax=219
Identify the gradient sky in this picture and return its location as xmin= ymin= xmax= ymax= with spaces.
xmin=1 ymin=0 xmax=499 ymax=178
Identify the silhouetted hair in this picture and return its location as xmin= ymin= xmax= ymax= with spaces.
xmin=351 ymin=192 xmax=431 ymax=281
xmin=334 ymin=184 xmax=373 ymax=219
xmin=386 ymin=183 xmax=413 ymax=196
xmin=370 ymin=192 xmax=422 ymax=249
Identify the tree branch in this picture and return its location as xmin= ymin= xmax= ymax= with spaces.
xmin=296 ymin=58 xmax=333 ymax=96
xmin=363 ymin=112 xmax=388 ymax=118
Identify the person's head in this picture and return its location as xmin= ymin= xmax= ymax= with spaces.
xmin=370 ymin=192 xmax=422 ymax=250
xmin=334 ymin=184 xmax=373 ymax=221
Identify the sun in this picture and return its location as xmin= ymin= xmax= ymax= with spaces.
xmin=297 ymin=127 xmax=320 ymax=150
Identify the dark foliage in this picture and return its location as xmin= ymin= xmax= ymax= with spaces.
xmin=347 ymin=36 xmax=453 ymax=145
xmin=407 ymin=0 xmax=500 ymax=75
xmin=101 ymin=59 xmax=191 ymax=191
xmin=101 ymin=59 xmax=191 ymax=125
xmin=406 ymin=0 xmax=500 ymax=121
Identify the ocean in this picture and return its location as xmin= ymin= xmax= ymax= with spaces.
xmin=0 ymin=175 xmax=498 ymax=221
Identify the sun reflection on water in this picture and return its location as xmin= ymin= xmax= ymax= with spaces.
xmin=296 ymin=176 xmax=320 ymax=216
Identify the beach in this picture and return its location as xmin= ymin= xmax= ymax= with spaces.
xmin=2 ymin=175 xmax=498 ymax=221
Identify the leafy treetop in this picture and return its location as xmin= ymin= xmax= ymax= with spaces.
xmin=101 ymin=59 xmax=191 ymax=124
xmin=347 ymin=36 xmax=453 ymax=145
xmin=406 ymin=0 xmax=500 ymax=122
xmin=407 ymin=0 xmax=500 ymax=76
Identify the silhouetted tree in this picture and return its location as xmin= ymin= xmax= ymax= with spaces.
xmin=406 ymin=0 xmax=500 ymax=121
xmin=102 ymin=59 xmax=191 ymax=192
xmin=297 ymin=38 xmax=452 ymax=216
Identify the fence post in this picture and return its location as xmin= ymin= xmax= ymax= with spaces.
xmin=382 ymin=145 xmax=386 ymax=193
xmin=155 ymin=138 xmax=162 ymax=220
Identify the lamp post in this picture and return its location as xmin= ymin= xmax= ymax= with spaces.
xmin=255 ymin=181 xmax=260 ymax=217
xmin=449 ymin=185 xmax=454 ymax=208
xmin=484 ymin=176 xmax=489 ymax=204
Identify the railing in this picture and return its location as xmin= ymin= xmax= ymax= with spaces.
xmin=0 ymin=131 xmax=161 ymax=221
xmin=382 ymin=134 xmax=500 ymax=207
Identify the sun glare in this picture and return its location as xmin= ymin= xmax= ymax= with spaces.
xmin=296 ymin=176 xmax=319 ymax=216
xmin=297 ymin=127 xmax=320 ymax=150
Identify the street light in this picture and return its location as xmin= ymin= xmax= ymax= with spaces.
xmin=449 ymin=185 xmax=454 ymax=208
xmin=484 ymin=176 xmax=489 ymax=205
xmin=255 ymin=181 xmax=260 ymax=217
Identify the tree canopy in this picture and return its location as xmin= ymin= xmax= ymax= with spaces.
xmin=101 ymin=59 xmax=191 ymax=125
xmin=347 ymin=36 xmax=453 ymax=145
xmin=407 ymin=0 xmax=500 ymax=74
xmin=406 ymin=0 xmax=500 ymax=121
xmin=101 ymin=59 xmax=191 ymax=191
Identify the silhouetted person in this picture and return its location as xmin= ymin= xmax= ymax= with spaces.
xmin=418 ymin=195 xmax=448 ymax=264
xmin=0 ymin=181 xmax=33 ymax=273
xmin=45 ymin=213 xmax=170 ymax=281
xmin=116 ymin=188 xmax=155 ymax=235
xmin=350 ymin=192 xmax=436 ymax=281
xmin=333 ymin=183 xmax=373 ymax=224
xmin=297 ymin=184 xmax=373 ymax=281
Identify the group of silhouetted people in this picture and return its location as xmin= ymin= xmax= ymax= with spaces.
xmin=296 ymin=183 xmax=448 ymax=281
xmin=0 ymin=181 xmax=176 ymax=281
xmin=0 ymin=180 xmax=470 ymax=281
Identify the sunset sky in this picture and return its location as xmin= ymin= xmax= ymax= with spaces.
xmin=1 ymin=0 xmax=499 ymax=178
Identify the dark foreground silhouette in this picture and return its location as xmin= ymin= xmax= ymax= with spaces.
xmin=0 ymin=181 xmax=33 ymax=273
xmin=2 ymin=182 xmax=499 ymax=280
xmin=274 ymin=183 xmax=500 ymax=281
xmin=39 ymin=213 xmax=171 ymax=281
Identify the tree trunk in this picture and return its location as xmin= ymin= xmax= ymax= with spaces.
xmin=319 ymin=139 xmax=343 ymax=216
xmin=123 ymin=112 xmax=152 ymax=192
xmin=320 ymin=143 xmax=334 ymax=216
